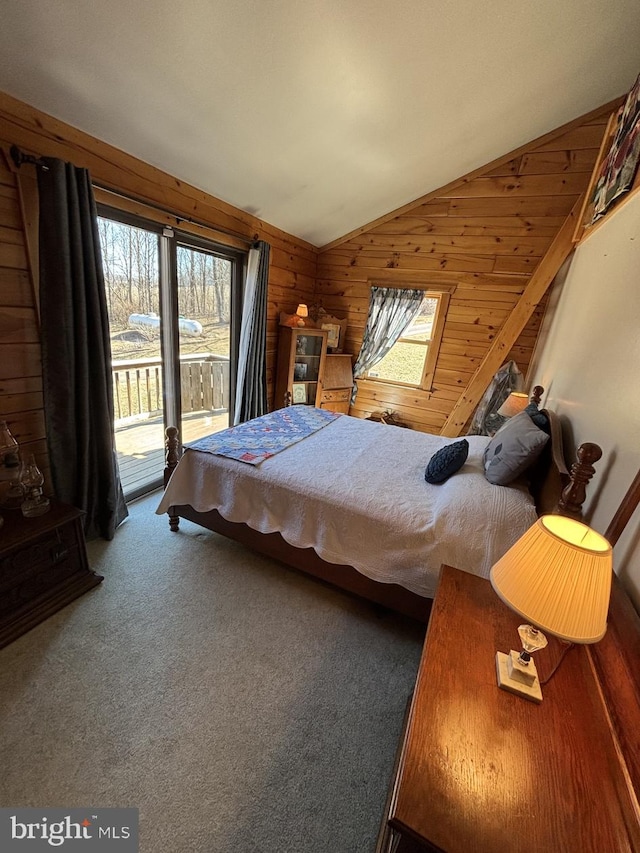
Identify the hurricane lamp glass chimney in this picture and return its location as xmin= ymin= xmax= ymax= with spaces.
xmin=0 ymin=420 xmax=24 ymax=509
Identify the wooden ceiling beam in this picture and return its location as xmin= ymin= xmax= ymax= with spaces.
xmin=439 ymin=196 xmax=583 ymax=438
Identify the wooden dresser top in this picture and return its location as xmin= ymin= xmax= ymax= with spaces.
xmin=391 ymin=565 xmax=640 ymax=853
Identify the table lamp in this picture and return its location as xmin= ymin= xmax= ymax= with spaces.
xmin=490 ymin=515 xmax=612 ymax=703
xmin=281 ymin=304 xmax=310 ymax=328
xmin=497 ymin=392 xmax=529 ymax=418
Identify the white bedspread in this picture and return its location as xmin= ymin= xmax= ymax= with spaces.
xmin=156 ymin=415 xmax=537 ymax=598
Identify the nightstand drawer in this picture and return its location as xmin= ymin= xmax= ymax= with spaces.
xmin=0 ymin=522 xmax=79 ymax=586
xmin=320 ymin=389 xmax=350 ymax=403
xmin=0 ymin=545 xmax=82 ymax=616
xmin=0 ymin=500 xmax=103 ymax=647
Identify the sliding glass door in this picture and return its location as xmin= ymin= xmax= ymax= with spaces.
xmin=98 ymin=208 xmax=244 ymax=500
xmin=174 ymin=241 xmax=237 ymax=446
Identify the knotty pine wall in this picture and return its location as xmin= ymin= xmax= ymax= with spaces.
xmin=0 ymin=91 xmax=317 ymax=483
xmin=0 ymin=150 xmax=48 ymax=481
xmin=0 ymin=88 xmax=619 ymax=480
xmin=317 ymin=103 xmax=615 ymax=433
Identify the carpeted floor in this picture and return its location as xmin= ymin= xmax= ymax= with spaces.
xmin=0 ymin=492 xmax=425 ymax=852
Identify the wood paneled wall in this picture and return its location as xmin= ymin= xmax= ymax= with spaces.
xmin=0 ymin=91 xmax=317 ymax=481
xmin=317 ymin=103 xmax=616 ymax=433
xmin=0 ymin=151 xmax=48 ymax=481
xmin=0 ymin=89 xmax=621 ymax=470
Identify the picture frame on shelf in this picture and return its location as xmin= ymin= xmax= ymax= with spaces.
xmin=317 ymin=312 xmax=347 ymax=352
xmin=292 ymin=383 xmax=307 ymax=404
xmin=321 ymin=323 xmax=341 ymax=351
xmin=293 ymin=362 xmax=307 ymax=381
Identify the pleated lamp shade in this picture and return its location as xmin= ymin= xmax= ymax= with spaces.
xmin=497 ymin=392 xmax=529 ymax=417
xmin=490 ymin=515 xmax=613 ymax=644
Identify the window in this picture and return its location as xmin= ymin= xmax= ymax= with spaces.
xmin=366 ymin=291 xmax=449 ymax=390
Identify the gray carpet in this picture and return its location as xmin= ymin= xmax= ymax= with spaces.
xmin=0 ymin=493 xmax=425 ymax=852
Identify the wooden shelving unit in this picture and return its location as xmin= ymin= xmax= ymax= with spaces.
xmin=274 ymin=327 xmax=328 ymax=409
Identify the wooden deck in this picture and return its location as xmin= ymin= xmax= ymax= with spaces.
xmin=115 ymin=410 xmax=229 ymax=499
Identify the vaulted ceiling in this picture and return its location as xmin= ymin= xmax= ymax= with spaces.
xmin=0 ymin=1 xmax=639 ymax=247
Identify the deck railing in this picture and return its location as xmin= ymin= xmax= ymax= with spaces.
xmin=112 ymin=353 xmax=230 ymax=423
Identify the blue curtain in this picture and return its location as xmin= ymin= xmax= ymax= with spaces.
xmin=234 ymin=240 xmax=270 ymax=424
xmin=351 ymin=287 xmax=424 ymax=402
xmin=38 ymin=158 xmax=128 ymax=539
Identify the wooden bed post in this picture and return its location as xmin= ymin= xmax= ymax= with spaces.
xmin=531 ymin=385 xmax=544 ymax=406
xmin=164 ymin=426 xmax=181 ymax=532
xmin=557 ymin=442 xmax=602 ymax=519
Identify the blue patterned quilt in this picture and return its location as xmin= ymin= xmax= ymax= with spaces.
xmin=189 ymin=406 xmax=340 ymax=465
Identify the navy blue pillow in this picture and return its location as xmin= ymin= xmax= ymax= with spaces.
xmin=425 ymin=439 xmax=469 ymax=485
xmin=524 ymin=402 xmax=550 ymax=432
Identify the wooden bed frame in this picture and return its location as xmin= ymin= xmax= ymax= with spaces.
xmin=162 ymin=403 xmax=602 ymax=624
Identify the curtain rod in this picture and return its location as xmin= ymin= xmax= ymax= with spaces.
xmin=10 ymin=144 xmax=49 ymax=171
xmin=94 ymin=184 xmax=258 ymax=247
xmin=9 ymin=144 xmax=258 ymax=247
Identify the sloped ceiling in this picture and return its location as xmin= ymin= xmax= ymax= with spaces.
xmin=0 ymin=1 xmax=639 ymax=247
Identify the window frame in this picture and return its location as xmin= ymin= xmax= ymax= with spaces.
xmin=363 ymin=285 xmax=452 ymax=392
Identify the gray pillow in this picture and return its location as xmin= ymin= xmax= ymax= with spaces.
xmin=483 ymin=411 xmax=549 ymax=485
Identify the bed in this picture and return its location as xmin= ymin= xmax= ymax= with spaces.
xmin=157 ymin=402 xmax=602 ymax=623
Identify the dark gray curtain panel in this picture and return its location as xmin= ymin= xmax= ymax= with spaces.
xmin=234 ymin=240 xmax=270 ymax=424
xmin=37 ymin=158 xmax=128 ymax=539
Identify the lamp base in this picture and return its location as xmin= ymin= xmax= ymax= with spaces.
xmin=496 ymin=651 xmax=543 ymax=703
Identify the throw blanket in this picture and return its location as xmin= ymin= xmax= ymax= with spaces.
xmin=190 ymin=406 xmax=340 ymax=465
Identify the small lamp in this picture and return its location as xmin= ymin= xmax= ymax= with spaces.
xmin=281 ymin=304 xmax=309 ymax=328
xmin=497 ymin=392 xmax=529 ymax=418
xmin=490 ymin=515 xmax=612 ymax=703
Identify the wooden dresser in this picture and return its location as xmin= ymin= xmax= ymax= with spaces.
xmin=378 ymin=565 xmax=640 ymax=853
xmin=0 ymin=500 xmax=103 ymax=647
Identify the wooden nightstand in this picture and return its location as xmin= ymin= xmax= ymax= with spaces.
xmin=0 ymin=499 xmax=103 ymax=648
xmin=377 ymin=565 xmax=640 ymax=853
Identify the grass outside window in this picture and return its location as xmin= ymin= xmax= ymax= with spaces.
xmin=366 ymin=292 xmax=449 ymax=390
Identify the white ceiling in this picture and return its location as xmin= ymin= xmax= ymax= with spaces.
xmin=0 ymin=1 xmax=639 ymax=247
